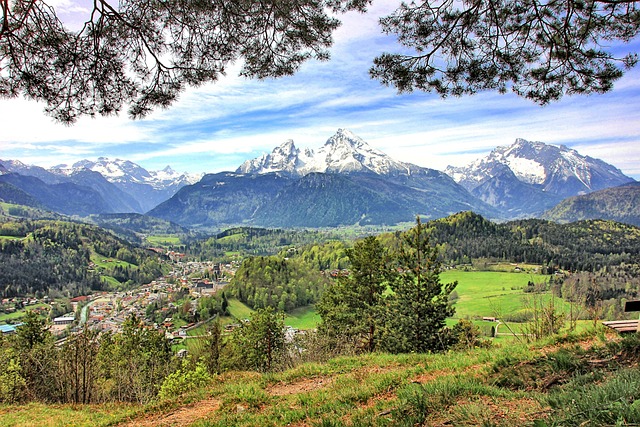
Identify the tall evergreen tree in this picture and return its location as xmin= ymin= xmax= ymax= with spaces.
xmin=380 ymin=217 xmax=457 ymax=353
xmin=317 ymin=236 xmax=392 ymax=352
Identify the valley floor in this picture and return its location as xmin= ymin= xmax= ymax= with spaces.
xmin=1 ymin=329 xmax=638 ymax=427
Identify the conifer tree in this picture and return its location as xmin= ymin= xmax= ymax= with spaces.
xmin=317 ymin=235 xmax=392 ymax=352
xmin=380 ymin=217 xmax=457 ymax=353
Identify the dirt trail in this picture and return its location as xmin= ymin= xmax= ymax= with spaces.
xmin=118 ymin=397 xmax=221 ymax=427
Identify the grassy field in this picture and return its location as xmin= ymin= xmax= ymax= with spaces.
xmin=146 ymin=235 xmax=182 ymax=247
xmin=0 ymin=303 xmax=49 ymax=324
xmin=284 ymin=305 xmax=321 ymax=330
xmin=225 ymin=270 xmax=573 ymax=333
xmin=90 ymin=252 xmax=138 ymax=269
xmin=442 ymin=269 xmax=553 ymax=320
xmin=0 ymin=235 xmax=23 ymax=241
xmin=226 ymin=298 xmax=254 ymax=321
xmin=227 ymin=300 xmax=320 ymax=330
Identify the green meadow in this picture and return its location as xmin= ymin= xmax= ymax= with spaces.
xmin=146 ymin=234 xmax=182 ymax=247
xmin=442 ymin=269 xmax=552 ymax=320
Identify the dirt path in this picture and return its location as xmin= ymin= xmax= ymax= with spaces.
xmin=118 ymin=397 xmax=221 ymax=427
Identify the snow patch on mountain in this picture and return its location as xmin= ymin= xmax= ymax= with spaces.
xmin=237 ymin=128 xmax=413 ymax=177
xmin=445 ymin=138 xmax=634 ymax=197
xmin=505 ymin=157 xmax=546 ymax=185
xmin=53 ymin=158 xmax=201 ymax=189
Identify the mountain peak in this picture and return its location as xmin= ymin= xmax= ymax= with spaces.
xmin=237 ymin=129 xmax=413 ymax=177
xmin=445 ymin=138 xmax=635 ymax=200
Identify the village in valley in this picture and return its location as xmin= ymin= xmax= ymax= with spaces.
xmin=1 ymin=253 xmax=238 ymax=346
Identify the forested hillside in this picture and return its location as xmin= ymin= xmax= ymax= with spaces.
xmin=0 ymin=219 xmax=165 ymax=297
xmin=425 ymin=212 xmax=640 ymax=271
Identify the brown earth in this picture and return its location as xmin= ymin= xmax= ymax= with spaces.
xmin=118 ymin=397 xmax=220 ymax=427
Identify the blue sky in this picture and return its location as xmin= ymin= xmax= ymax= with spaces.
xmin=1 ymin=0 xmax=640 ymax=179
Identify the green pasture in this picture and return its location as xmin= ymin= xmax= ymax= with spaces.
xmin=146 ymin=234 xmax=181 ymax=247
xmin=90 ymin=252 xmax=137 ymax=269
xmin=441 ymin=270 xmax=553 ymax=319
xmin=0 ymin=303 xmax=50 ymax=324
xmin=226 ymin=299 xmax=319 ymax=330
xmin=0 ymin=235 xmax=23 ymax=241
xmin=220 ymin=270 xmax=579 ymax=334
xmin=285 ymin=305 xmax=321 ymax=330
xmin=227 ymin=298 xmax=255 ymax=320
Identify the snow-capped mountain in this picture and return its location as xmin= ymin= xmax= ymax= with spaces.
xmin=150 ymin=129 xmax=498 ymax=228
xmin=446 ymin=138 xmax=633 ymax=195
xmin=53 ymin=158 xmax=201 ymax=190
xmin=1 ymin=157 xmax=201 ymax=214
xmin=445 ymin=138 xmax=635 ymax=215
xmin=51 ymin=158 xmax=202 ymax=212
xmin=237 ymin=128 xmax=414 ymax=177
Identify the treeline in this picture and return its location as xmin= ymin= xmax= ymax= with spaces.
xmin=557 ymin=266 xmax=640 ymax=321
xmin=183 ymin=227 xmax=346 ymax=261
xmin=230 ymin=256 xmax=329 ymax=312
xmin=426 ymin=212 xmax=640 ymax=271
xmin=0 ymin=219 xmax=166 ymax=297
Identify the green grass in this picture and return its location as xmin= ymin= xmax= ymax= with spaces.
xmin=227 ymin=300 xmax=318 ymax=330
xmin=90 ymin=252 xmax=137 ymax=269
xmin=285 ymin=305 xmax=321 ymax=330
xmin=100 ymin=275 xmax=122 ymax=289
xmin=227 ymin=298 xmax=254 ymax=320
xmin=441 ymin=270 xmax=554 ymax=319
xmin=0 ymin=235 xmax=24 ymax=241
xmin=0 ymin=331 xmax=628 ymax=427
xmin=227 ymin=270 xmax=575 ymax=334
xmin=0 ymin=401 xmax=141 ymax=426
xmin=0 ymin=304 xmax=49 ymax=324
xmin=146 ymin=235 xmax=182 ymax=247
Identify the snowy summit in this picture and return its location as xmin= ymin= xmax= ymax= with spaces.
xmin=237 ymin=129 xmax=413 ymax=177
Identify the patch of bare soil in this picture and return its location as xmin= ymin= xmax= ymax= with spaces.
xmin=118 ymin=397 xmax=221 ymax=427
xmin=267 ymin=376 xmax=334 ymax=396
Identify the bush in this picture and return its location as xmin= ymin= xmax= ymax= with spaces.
xmin=158 ymin=360 xmax=211 ymax=400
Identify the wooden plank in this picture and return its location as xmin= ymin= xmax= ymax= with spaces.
xmin=624 ymin=300 xmax=640 ymax=312
xmin=602 ymin=320 xmax=639 ymax=333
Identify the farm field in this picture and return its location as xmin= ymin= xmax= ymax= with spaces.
xmin=442 ymin=269 xmax=554 ymax=320
xmin=146 ymin=235 xmax=182 ymax=247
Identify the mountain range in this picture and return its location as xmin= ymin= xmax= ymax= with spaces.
xmin=445 ymin=139 xmax=634 ymax=215
xmin=148 ymin=129 xmax=500 ymax=228
xmin=0 ymin=158 xmax=200 ymax=215
xmin=1 ymin=130 xmax=636 ymax=229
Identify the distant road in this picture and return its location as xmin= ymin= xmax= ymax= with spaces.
xmin=79 ymin=296 xmax=110 ymax=326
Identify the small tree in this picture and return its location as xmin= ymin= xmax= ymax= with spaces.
xmin=233 ymin=307 xmax=286 ymax=372
xmin=317 ymin=235 xmax=392 ymax=352
xmin=199 ymin=319 xmax=224 ymax=375
xmin=380 ymin=217 xmax=457 ymax=354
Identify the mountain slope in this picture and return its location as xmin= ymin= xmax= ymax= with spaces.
xmin=148 ymin=173 xmax=290 ymax=228
xmin=152 ymin=130 xmax=497 ymax=228
xmin=542 ymin=182 xmax=640 ymax=226
xmin=445 ymin=139 xmax=635 ymax=215
xmin=53 ymin=158 xmax=202 ymax=212
xmin=0 ymin=173 xmax=114 ymax=216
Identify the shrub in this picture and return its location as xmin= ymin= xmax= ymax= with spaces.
xmin=158 ymin=360 xmax=211 ymax=400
